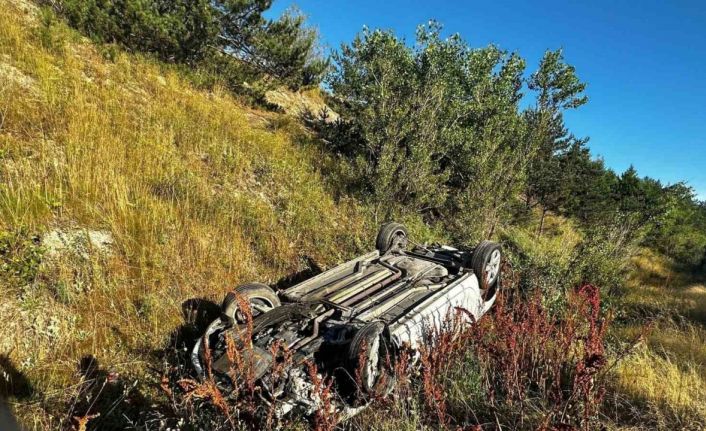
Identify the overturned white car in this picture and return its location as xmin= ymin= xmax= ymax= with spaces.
xmin=192 ymin=222 xmax=502 ymax=419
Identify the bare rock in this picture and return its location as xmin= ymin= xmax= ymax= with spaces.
xmin=43 ymin=228 xmax=114 ymax=258
xmin=0 ymin=62 xmax=36 ymax=91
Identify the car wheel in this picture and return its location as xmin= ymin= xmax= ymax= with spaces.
xmin=222 ymin=283 xmax=281 ymax=324
xmin=471 ymin=241 xmax=502 ymax=289
xmin=348 ymin=321 xmax=396 ymax=397
xmin=375 ymin=222 xmax=408 ymax=254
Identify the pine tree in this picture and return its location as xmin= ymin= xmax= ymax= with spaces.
xmin=525 ymin=49 xmax=588 ymax=235
xmin=214 ymin=2 xmax=328 ymax=88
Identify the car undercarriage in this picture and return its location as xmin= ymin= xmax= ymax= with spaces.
xmin=192 ymin=222 xmax=502 ymax=421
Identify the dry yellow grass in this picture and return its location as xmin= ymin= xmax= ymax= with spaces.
xmin=264 ymin=87 xmax=340 ymax=122
xmin=0 ymin=1 xmax=374 ymax=427
xmin=623 ymin=248 xmax=706 ymax=324
xmin=607 ymin=248 xmax=706 ymax=429
xmin=611 ymin=346 xmax=706 ymax=429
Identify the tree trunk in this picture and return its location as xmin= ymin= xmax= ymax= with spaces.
xmin=537 ymin=208 xmax=547 ymax=238
xmin=487 ymin=219 xmax=496 ymax=239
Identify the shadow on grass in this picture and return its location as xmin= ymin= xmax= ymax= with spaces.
xmin=66 ymin=355 xmax=153 ymax=430
xmin=273 ymin=255 xmax=322 ymax=290
xmin=64 ymin=299 xmax=223 ymax=430
xmin=157 ymin=297 xmax=222 ymax=373
xmin=0 ymin=354 xmax=30 ymax=431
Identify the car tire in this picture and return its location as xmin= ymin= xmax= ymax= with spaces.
xmin=471 ymin=241 xmax=502 ymax=289
xmin=222 ymin=283 xmax=280 ymax=324
xmin=348 ymin=321 xmax=396 ymax=397
xmin=250 ymin=303 xmax=315 ymax=333
xmin=375 ymin=222 xmax=408 ymax=254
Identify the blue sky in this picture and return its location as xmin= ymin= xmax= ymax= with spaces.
xmin=267 ymin=0 xmax=706 ymax=200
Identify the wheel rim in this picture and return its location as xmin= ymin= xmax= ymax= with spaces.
xmin=235 ymin=297 xmax=276 ymax=321
xmin=388 ymin=230 xmax=408 ymax=252
xmin=365 ymin=337 xmax=381 ymax=389
xmin=483 ymin=249 xmax=501 ymax=286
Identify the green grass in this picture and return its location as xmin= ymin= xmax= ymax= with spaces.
xmin=0 ymin=1 xmax=375 ymax=428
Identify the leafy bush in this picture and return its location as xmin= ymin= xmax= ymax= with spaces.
xmin=501 ymin=212 xmax=634 ymax=314
xmin=326 ymin=23 xmax=529 ymax=234
xmin=649 ymin=184 xmax=706 ymax=269
xmin=568 ymin=223 xmax=635 ymax=297
xmin=325 ymin=26 xmax=451 ymax=218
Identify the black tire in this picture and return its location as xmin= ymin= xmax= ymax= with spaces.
xmin=222 ymin=282 xmax=281 ymax=324
xmin=471 ymin=241 xmax=502 ymax=289
xmin=347 ymin=321 xmax=396 ymax=397
xmin=222 ymin=304 xmax=315 ymax=349
xmin=251 ymin=303 xmax=314 ymax=334
xmin=375 ymin=222 xmax=408 ymax=254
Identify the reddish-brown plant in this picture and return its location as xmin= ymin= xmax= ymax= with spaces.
xmin=307 ymin=361 xmax=338 ymax=431
xmin=465 ymin=283 xmax=611 ymax=430
xmin=264 ymin=339 xmax=294 ymax=428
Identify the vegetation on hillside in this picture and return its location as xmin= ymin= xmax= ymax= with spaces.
xmin=44 ymin=0 xmax=328 ymax=91
xmin=0 ymin=1 xmax=368 ymax=428
xmin=319 ymin=23 xmax=706 ymax=269
xmin=1 ymin=0 xmax=705 ymax=430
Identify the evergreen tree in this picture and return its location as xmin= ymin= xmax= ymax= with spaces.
xmin=215 ymin=2 xmax=328 ymax=88
xmin=525 ymin=49 xmax=588 ymax=235
xmin=560 ymin=141 xmax=619 ymax=223
xmin=51 ymin=0 xmax=327 ymax=89
xmin=55 ymin=0 xmax=218 ymax=62
xmin=615 ymin=166 xmax=666 ymax=228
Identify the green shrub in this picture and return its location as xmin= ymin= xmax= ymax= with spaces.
xmin=0 ymin=229 xmax=44 ymax=288
xmin=47 ymin=0 xmax=327 ymax=90
xmin=501 ymin=214 xmax=632 ymax=311
xmin=326 ymin=24 xmax=528 ymax=229
xmin=52 ymin=0 xmax=217 ymax=62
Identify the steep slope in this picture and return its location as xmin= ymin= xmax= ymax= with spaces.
xmin=0 ymin=1 xmax=370 ymax=427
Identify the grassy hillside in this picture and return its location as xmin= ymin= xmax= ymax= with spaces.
xmin=0 ymin=0 xmax=382 ymax=427
xmin=2 ymin=1 xmax=705 ymax=430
